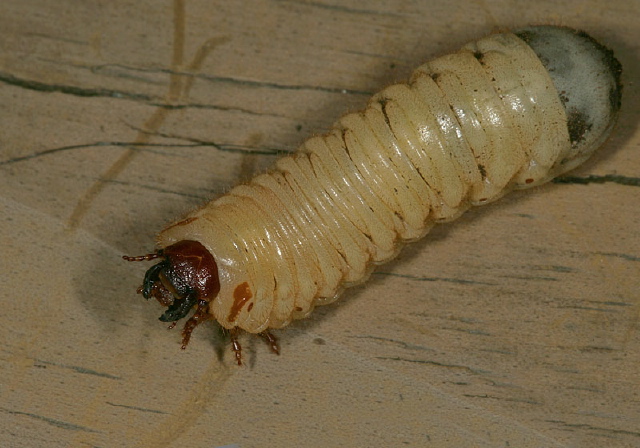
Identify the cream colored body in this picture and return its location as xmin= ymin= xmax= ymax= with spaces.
xmin=158 ymin=32 xmax=575 ymax=333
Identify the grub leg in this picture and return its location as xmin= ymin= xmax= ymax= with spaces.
xmin=179 ymin=300 xmax=211 ymax=349
xmin=229 ymin=328 xmax=243 ymax=366
xmin=259 ymin=330 xmax=280 ymax=355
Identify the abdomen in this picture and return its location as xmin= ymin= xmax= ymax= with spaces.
xmin=157 ymin=26 xmax=621 ymax=334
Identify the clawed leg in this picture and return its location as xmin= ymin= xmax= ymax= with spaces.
xmin=179 ymin=300 xmax=212 ymax=349
xmin=259 ymin=330 xmax=280 ymax=355
xmin=228 ymin=328 xmax=280 ymax=366
xmin=229 ymin=328 xmax=243 ymax=366
xmin=164 ymin=298 xmax=211 ymax=348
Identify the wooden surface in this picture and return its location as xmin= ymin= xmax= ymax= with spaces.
xmin=1 ymin=1 xmax=638 ymax=447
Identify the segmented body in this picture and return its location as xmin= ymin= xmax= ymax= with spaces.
xmin=156 ymin=30 xmax=618 ymax=334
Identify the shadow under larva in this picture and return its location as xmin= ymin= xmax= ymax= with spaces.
xmin=124 ymin=25 xmax=622 ymax=365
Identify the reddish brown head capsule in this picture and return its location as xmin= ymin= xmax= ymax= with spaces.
xmin=123 ymin=240 xmax=220 ymax=347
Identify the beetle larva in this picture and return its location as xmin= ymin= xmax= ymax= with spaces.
xmin=124 ymin=25 xmax=621 ymax=365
